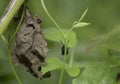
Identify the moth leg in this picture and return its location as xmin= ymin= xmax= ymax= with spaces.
xmin=31 ymin=64 xmax=42 ymax=79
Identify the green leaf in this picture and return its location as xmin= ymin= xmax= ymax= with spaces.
xmin=43 ymin=28 xmax=77 ymax=48
xmin=43 ymin=28 xmax=62 ymax=42
xmin=73 ymin=22 xmax=90 ymax=28
xmin=42 ymin=57 xmax=80 ymax=77
xmin=42 ymin=57 xmax=62 ymax=75
xmin=73 ymin=62 xmax=117 ymax=84
xmin=65 ymin=66 xmax=80 ymax=77
xmin=67 ymin=30 xmax=77 ymax=48
xmin=79 ymin=8 xmax=88 ymax=22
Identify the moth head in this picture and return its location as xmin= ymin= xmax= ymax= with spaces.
xmin=34 ymin=16 xmax=42 ymax=24
xmin=25 ymin=17 xmax=35 ymax=25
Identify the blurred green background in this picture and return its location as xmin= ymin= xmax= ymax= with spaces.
xmin=0 ymin=0 xmax=120 ymax=84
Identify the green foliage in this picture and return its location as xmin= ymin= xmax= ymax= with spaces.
xmin=0 ymin=0 xmax=120 ymax=84
xmin=73 ymin=22 xmax=90 ymax=28
xmin=65 ymin=65 xmax=80 ymax=77
xmin=43 ymin=28 xmax=77 ymax=48
xmin=42 ymin=57 xmax=80 ymax=77
xmin=73 ymin=62 xmax=117 ymax=84
xmin=72 ymin=8 xmax=90 ymax=29
xmin=42 ymin=57 xmax=62 ymax=75
xmin=41 ymin=1 xmax=86 ymax=83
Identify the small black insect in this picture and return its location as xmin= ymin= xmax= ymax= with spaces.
xmin=61 ymin=45 xmax=69 ymax=55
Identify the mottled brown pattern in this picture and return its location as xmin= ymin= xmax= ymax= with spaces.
xmin=12 ymin=8 xmax=50 ymax=79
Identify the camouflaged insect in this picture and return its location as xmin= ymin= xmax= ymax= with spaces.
xmin=12 ymin=8 xmax=50 ymax=79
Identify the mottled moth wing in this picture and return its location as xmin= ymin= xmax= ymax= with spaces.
xmin=12 ymin=8 xmax=49 ymax=79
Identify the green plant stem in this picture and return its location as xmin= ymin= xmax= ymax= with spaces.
xmin=0 ymin=0 xmax=24 ymax=37
xmin=7 ymin=3 xmax=25 ymax=84
xmin=66 ymin=27 xmax=74 ymax=38
xmin=59 ymin=42 xmax=67 ymax=84
xmin=1 ymin=35 xmax=8 ymax=44
xmin=9 ymin=11 xmax=24 ymax=84
xmin=10 ymin=5 xmax=25 ymax=43
xmin=69 ymin=48 xmax=74 ymax=67
xmin=40 ymin=0 xmax=70 ymax=83
xmin=79 ymin=8 xmax=88 ymax=22
xmin=8 ymin=47 xmax=22 ymax=84
xmin=1 ymin=4 xmax=24 ymax=83
xmin=40 ymin=0 xmax=65 ymax=40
